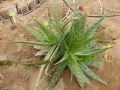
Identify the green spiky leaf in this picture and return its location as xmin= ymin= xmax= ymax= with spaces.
xmin=36 ymin=45 xmax=57 ymax=87
xmin=84 ymin=29 xmax=105 ymax=46
xmin=75 ymin=48 xmax=103 ymax=56
xmin=17 ymin=21 xmax=46 ymax=41
xmin=22 ymin=60 xmax=50 ymax=66
xmin=10 ymin=41 xmax=52 ymax=46
xmin=78 ymin=58 xmax=107 ymax=62
xmin=75 ymin=75 xmax=84 ymax=88
xmin=55 ymin=52 xmax=68 ymax=65
xmin=65 ymin=25 xmax=75 ymax=48
xmin=67 ymin=52 xmax=90 ymax=83
xmin=84 ymin=15 xmax=106 ymax=40
xmin=79 ymin=62 xmax=106 ymax=85
xmin=33 ymin=19 xmax=58 ymax=45
xmin=73 ymin=15 xmax=86 ymax=48
xmin=48 ymin=62 xmax=67 ymax=90
xmin=84 ymin=62 xmax=99 ymax=68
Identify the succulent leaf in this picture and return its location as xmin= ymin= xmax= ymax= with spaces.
xmin=33 ymin=19 xmax=58 ymax=45
xmin=22 ymin=60 xmax=50 ymax=66
xmin=84 ymin=62 xmax=99 ymax=68
xmin=75 ymin=48 xmax=103 ymax=56
xmin=79 ymin=62 xmax=106 ymax=85
xmin=84 ymin=15 xmax=106 ymax=40
xmin=73 ymin=15 xmax=86 ymax=48
xmin=17 ymin=21 xmax=46 ymax=41
xmin=10 ymin=41 xmax=52 ymax=46
xmin=67 ymin=52 xmax=90 ymax=83
xmin=75 ymin=75 xmax=84 ymax=88
xmin=48 ymin=61 xmax=67 ymax=90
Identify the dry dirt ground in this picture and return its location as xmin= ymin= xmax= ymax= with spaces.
xmin=0 ymin=0 xmax=120 ymax=90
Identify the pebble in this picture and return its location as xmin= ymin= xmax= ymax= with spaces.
xmin=9 ymin=24 xmax=17 ymax=30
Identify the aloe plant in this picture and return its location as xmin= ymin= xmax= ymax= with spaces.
xmin=11 ymin=1 xmax=112 ymax=90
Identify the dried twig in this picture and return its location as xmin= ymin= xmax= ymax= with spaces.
xmin=61 ymin=7 xmax=70 ymax=22
xmin=97 ymin=0 xmax=103 ymax=15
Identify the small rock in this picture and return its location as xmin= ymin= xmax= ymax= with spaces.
xmin=9 ymin=24 xmax=17 ymax=30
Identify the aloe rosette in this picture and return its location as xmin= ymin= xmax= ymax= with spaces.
xmin=11 ymin=1 xmax=112 ymax=90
